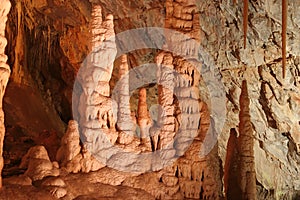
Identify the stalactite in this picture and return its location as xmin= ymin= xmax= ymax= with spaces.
xmin=11 ymin=0 xmax=24 ymax=84
xmin=47 ymin=24 xmax=51 ymax=56
xmin=116 ymin=55 xmax=133 ymax=132
xmin=243 ymin=0 xmax=248 ymax=49
xmin=0 ymin=0 xmax=11 ymax=189
xmin=282 ymin=0 xmax=287 ymax=79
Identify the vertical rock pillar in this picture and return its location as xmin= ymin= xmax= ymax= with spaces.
xmin=156 ymin=52 xmax=176 ymax=149
xmin=116 ymin=54 xmax=136 ymax=145
xmin=0 ymin=0 xmax=11 ymax=189
xmin=137 ymin=87 xmax=152 ymax=149
xmin=238 ymin=80 xmax=257 ymax=200
xmin=78 ymin=4 xmax=117 ymax=157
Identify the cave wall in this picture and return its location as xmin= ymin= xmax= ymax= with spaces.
xmin=0 ymin=0 xmax=11 ymax=188
xmin=0 ymin=0 xmax=300 ymax=199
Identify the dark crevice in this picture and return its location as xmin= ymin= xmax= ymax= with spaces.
xmin=258 ymin=82 xmax=278 ymax=129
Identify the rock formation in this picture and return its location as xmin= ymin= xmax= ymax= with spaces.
xmin=238 ymin=80 xmax=256 ymax=199
xmin=0 ymin=0 xmax=11 ymax=189
xmin=56 ymin=120 xmax=104 ymax=173
xmin=137 ymin=87 xmax=152 ymax=149
xmin=19 ymin=146 xmax=59 ymax=181
xmin=77 ymin=3 xmax=118 ymax=163
xmin=115 ymin=54 xmax=136 ymax=145
xmin=0 ymin=0 xmax=300 ymax=199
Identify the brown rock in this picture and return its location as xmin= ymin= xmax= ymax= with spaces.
xmin=0 ymin=0 xmax=11 ymax=188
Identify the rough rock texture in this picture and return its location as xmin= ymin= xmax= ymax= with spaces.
xmin=115 ymin=54 xmax=137 ymax=145
xmin=1 ymin=0 xmax=300 ymax=199
xmin=19 ymin=146 xmax=59 ymax=181
xmin=0 ymin=0 xmax=11 ymax=189
xmin=76 ymin=3 xmax=118 ymax=163
xmin=56 ymin=120 xmax=104 ymax=173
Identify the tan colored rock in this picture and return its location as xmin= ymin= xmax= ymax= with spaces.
xmin=56 ymin=120 xmax=105 ymax=174
xmin=49 ymin=187 xmax=67 ymax=199
xmin=237 ymin=80 xmax=257 ymax=200
xmin=3 ymin=175 xmax=32 ymax=186
xmin=0 ymin=0 xmax=11 ymax=188
xmin=42 ymin=177 xmax=66 ymax=187
xmin=77 ymin=3 xmax=118 ymax=169
xmin=56 ymin=120 xmax=81 ymax=164
xmin=156 ymin=52 xmax=176 ymax=149
xmin=20 ymin=146 xmax=59 ymax=181
xmin=137 ymin=88 xmax=152 ymax=150
xmin=116 ymin=55 xmax=134 ymax=132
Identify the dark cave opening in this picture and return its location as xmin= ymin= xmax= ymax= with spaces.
xmin=2 ymin=0 xmax=76 ymax=174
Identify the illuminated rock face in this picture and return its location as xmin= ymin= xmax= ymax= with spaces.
xmin=56 ymin=120 xmax=104 ymax=173
xmin=0 ymin=0 xmax=11 ymax=189
xmin=1 ymin=0 xmax=300 ymax=199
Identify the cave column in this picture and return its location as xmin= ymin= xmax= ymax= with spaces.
xmin=0 ymin=0 xmax=11 ymax=189
xmin=156 ymin=52 xmax=176 ymax=149
xmin=78 ymin=4 xmax=118 ymax=156
xmin=116 ymin=54 xmax=136 ymax=145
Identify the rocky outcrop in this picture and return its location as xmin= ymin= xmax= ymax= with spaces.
xmin=0 ymin=0 xmax=11 ymax=189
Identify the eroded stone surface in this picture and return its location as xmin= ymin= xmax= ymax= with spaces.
xmin=1 ymin=0 xmax=300 ymax=199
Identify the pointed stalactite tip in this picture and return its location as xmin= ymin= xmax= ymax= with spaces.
xmin=282 ymin=0 xmax=287 ymax=79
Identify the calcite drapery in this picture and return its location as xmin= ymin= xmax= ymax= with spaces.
xmin=0 ymin=0 xmax=11 ymax=189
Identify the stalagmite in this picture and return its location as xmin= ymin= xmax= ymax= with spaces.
xmin=238 ymin=80 xmax=256 ymax=200
xmin=156 ymin=52 xmax=176 ymax=149
xmin=137 ymin=88 xmax=152 ymax=149
xmin=77 ymin=3 xmax=117 ymax=162
xmin=116 ymin=55 xmax=135 ymax=145
xmin=0 ymin=0 xmax=11 ymax=189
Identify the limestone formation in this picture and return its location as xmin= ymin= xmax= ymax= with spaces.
xmin=77 ymin=3 xmax=118 ymax=163
xmin=137 ymin=88 xmax=152 ymax=149
xmin=0 ymin=0 xmax=11 ymax=189
xmin=56 ymin=120 xmax=81 ymax=164
xmin=238 ymin=80 xmax=256 ymax=199
xmin=115 ymin=55 xmax=136 ymax=145
xmin=19 ymin=146 xmax=59 ymax=181
xmin=56 ymin=120 xmax=104 ymax=173
xmin=156 ymin=52 xmax=176 ymax=150
xmin=1 ymin=0 xmax=300 ymax=199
